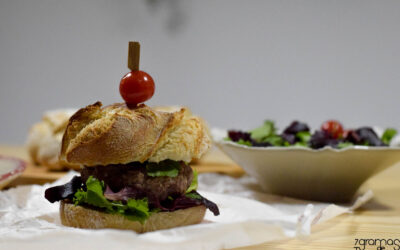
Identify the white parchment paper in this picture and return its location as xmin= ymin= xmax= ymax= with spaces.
xmin=0 ymin=172 xmax=372 ymax=250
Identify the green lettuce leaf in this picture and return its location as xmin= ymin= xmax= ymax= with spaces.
xmin=382 ymin=128 xmax=397 ymax=145
xmin=146 ymin=160 xmax=181 ymax=177
xmin=249 ymin=120 xmax=286 ymax=146
xmin=264 ymin=135 xmax=284 ymax=146
xmin=250 ymin=120 xmax=275 ymax=141
xmin=337 ymin=142 xmax=354 ymax=149
xmin=185 ymin=192 xmax=202 ymax=200
xmin=186 ymin=170 xmax=198 ymax=193
xmin=237 ymin=139 xmax=252 ymax=146
xmin=73 ymin=176 xmax=151 ymax=224
xmin=74 ymin=176 xmax=111 ymax=210
xmin=296 ymin=131 xmax=311 ymax=144
xmin=293 ymin=142 xmax=307 ymax=147
xmin=123 ymin=199 xmax=150 ymax=223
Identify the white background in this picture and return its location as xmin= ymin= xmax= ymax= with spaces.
xmin=1 ymin=0 xmax=399 ymax=143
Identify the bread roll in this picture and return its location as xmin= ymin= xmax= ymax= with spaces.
xmin=60 ymin=102 xmax=211 ymax=167
xmin=27 ymin=109 xmax=79 ymax=170
xmin=60 ymin=201 xmax=206 ymax=232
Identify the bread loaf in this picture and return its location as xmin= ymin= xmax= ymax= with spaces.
xmin=27 ymin=109 xmax=79 ymax=170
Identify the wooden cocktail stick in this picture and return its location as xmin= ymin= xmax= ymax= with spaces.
xmin=127 ymin=41 xmax=140 ymax=71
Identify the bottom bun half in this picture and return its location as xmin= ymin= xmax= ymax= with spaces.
xmin=60 ymin=201 xmax=206 ymax=233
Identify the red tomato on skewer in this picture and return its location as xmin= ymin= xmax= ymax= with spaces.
xmin=119 ymin=71 xmax=155 ymax=105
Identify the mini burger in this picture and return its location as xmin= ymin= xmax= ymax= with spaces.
xmin=45 ymin=102 xmax=219 ymax=232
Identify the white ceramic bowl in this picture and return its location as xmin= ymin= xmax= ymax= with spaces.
xmin=0 ymin=156 xmax=26 ymax=190
xmin=214 ymin=131 xmax=400 ymax=202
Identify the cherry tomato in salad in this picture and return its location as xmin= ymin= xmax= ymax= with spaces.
xmin=119 ymin=71 xmax=155 ymax=105
xmin=321 ymin=120 xmax=344 ymax=139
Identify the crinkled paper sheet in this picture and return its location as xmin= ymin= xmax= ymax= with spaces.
xmin=0 ymin=172 xmax=372 ymax=250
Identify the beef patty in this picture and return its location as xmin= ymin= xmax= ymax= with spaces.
xmin=80 ymin=161 xmax=193 ymax=202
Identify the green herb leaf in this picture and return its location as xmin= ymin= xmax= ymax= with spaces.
xmin=381 ymin=128 xmax=397 ymax=145
xmin=250 ymin=120 xmax=275 ymax=141
xmin=146 ymin=160 xmax=181 ymax=177
xmin=337 ymin=142 xmax=354 ymax=149
xmin=186 ymin=170 xmax=198 ymax=193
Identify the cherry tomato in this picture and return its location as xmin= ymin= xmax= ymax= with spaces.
xmin=119 ymin=71 xmax=155 ymax=105
xmin=321 ymin=120 xmax=344 ymax=139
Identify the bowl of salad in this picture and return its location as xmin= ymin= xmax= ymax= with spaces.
xmin=213 ymin=120 xmax=400 ymax=202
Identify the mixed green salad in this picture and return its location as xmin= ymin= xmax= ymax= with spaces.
xmin=226 ymin=120 xmax=397 ymax=149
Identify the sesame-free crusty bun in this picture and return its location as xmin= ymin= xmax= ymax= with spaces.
xmin=26 ymin=109 xmax=80 ymax=170
xmin=60 ymin=102 xmax=211 ymax=167
xmin=60 ymin=201 xmax=206 ymax=232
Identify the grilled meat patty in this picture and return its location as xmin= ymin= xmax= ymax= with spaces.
xmin=80 ymin=161 xmax=193 ymax=202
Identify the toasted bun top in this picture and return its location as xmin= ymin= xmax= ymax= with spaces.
xmin=60 ymin=102 xmax=211 ymax=166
